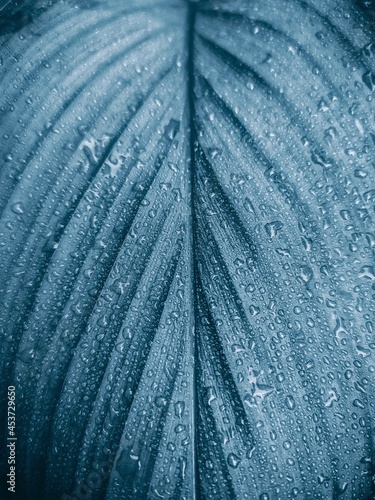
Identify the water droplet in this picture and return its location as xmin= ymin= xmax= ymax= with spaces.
xmin=265 ymin=221 xmax=283 ymax=238
xmin=11 ymin=202 xmax=24 ymax=215
xmin=164 ymin=119 xmax=180 ymax=140
xmin=353 ymin=399 xmax=365 ymax=409
xmin=174 ymin=401 xmax=185 ymax=418
xmin=362 ymin=70 xmax=375 ymax=91
xmin=227 ymin=453 xmax=241 ymax=468
xmin=285 ymin=395 xmax=295 ymax=410
xmin=249 ymin=305 xmax=260 ymax=316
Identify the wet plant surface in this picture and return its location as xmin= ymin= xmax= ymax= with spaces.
xmin=0 ymin=0 xmax=375 ymax=498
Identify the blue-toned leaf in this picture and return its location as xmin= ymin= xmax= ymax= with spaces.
xmin=0 ymin=0 xmax=374 ymax=499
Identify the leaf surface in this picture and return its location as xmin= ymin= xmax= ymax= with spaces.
xmin=0 ymin=0 xmax=375 ymax=498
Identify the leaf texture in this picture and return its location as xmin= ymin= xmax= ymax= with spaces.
xmin=0 ymin=0 xmax=375 ymax=499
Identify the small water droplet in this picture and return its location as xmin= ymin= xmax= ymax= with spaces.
xmin=11 ymin=202 xmax=24 ymax=215
xmin=227 ymin=453 xmax=241 ymax=468
xmin=285 ymin=395 xmax=295 ymax=410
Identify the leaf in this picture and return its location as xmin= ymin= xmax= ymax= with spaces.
xmin=0 ymin=0 xmax=374 ymax=498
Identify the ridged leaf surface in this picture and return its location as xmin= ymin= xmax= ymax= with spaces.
xmin=0 ymin=0 xmax=374 ymax=498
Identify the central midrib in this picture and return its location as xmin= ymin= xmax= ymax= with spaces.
xmin=187 ymin=2 xmax=200 ymax=499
